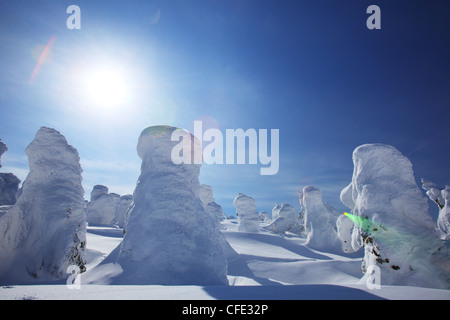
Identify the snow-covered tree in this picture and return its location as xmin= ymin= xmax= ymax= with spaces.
xmin=86 ymin=185 xmax=120 ymax=225
xmin=0 ymin=140 xmax=21 ymax=206
xmin=336 ymin=214 xmax=356 ymax=253
xmin=301 ymin=186 xmax=343 ymax=252
xmin=421 ymin=179 xmax=450 ymax=240
xmin=85 ymin=185 xmax=133 ymax=228
xmin=199 ymin=184 xmax=227 ymax=228
xmin=0 ymin=127 xmax=86 ymax=284
xmin=233 ymin=193 xmax=259 ymax=233
xmin=259 ymin=211 xmax=271 ymax=223
xmin=269 ymin=203 xmax=298 ymax=234
xmin=114 ymin=194 xmax=132 ymax=228
xmin=0 ymin=139 xmax=7 ymax=169
xmin=341 ymin=144 xmax=449 ymax=288
xmin=271 ymin=202 xmax=281 ymax=220
xmin=0 ymin=173 xmax=20 ymax=206
xmin=114 ymin=126 xmax=228 ymax=285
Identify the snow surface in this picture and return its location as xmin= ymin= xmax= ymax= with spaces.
xmin=1 ymin=220 xmax=449 ymax=300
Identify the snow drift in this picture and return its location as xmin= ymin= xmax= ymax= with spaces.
xmin=341 ymin=143 xmax=450 ymax=288
xmin=0 ymin=127 xmax=86 ymax=284
xmin=110 ymin=126 xmax=228 ymax=285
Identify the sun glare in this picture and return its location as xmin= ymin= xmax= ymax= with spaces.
xmin=85 ymin=68 xmax=129 ymax=108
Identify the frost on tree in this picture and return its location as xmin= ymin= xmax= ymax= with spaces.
xmin=336 ymin=214 xmax=356 ymax=253
xmin=0 ymin=139 xmax=6 ymax=169
xmin=199 ymin=184 xmax=227 ymax=228
xmin=341 ymin=144 xmax=450 ymax=288
xmin=113 ymin=126 xmax=228 ymax=285
xmin=85 ymin=185 xmax=132 ymax=227
xmin=272 ymin=202 xmax=281 ymax=220
xmin=114 ymin=194 xmax=132 ymax=228
xmin=86 ymin=185 xmax=120 ymax=225
xmin=0 ymin=139 xmax=21 ymax=206
xmin=301 ymin=186 xmax=343 ymax=253
xmin=269 ymin=203 xmax=298 ymax=234
xmin=259 ymin=211 xmax=271 ymax=223
xmin=0 ymin=173 xmax=20 ymax=206
xmin=233 ymin=193 xmax=259 ymax=233
xmin=421 ymin=179 xmax=450 ymax=240
xmin=0 ymin=127 xmax=86 ymax=284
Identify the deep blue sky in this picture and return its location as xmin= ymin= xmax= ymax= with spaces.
xmin=1 ymin=0 xmax=449 ymax=218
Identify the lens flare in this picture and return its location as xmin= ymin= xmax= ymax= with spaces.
xmin=343 ymin=212 xmax=380 ymax=233
xmin=30 ymin=35 xmax=56 ymax=83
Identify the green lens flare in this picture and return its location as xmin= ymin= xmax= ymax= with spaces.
xmin=343 ymin=212 xmax=384 ymax=234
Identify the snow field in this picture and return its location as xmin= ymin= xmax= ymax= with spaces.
xmin=2 ymin=220 xmax=449 ymax=300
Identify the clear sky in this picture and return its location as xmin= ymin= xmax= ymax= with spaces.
xmin=1 ymin=0 xmax=449 ymax=218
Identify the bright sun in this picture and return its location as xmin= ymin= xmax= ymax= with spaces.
xmin=85 ymin=68 xmax=129 ymax=108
